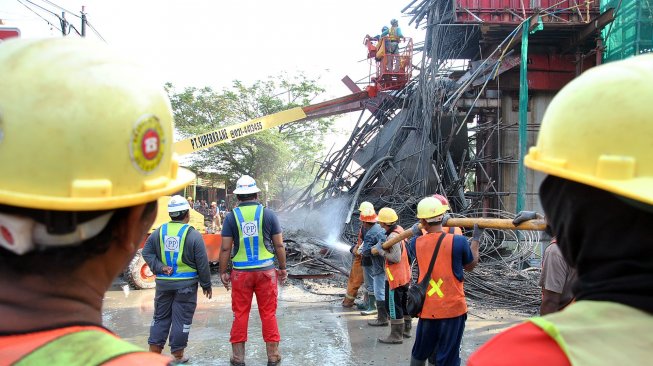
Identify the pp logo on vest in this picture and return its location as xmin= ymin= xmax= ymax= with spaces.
xmin=241 ymin=221 xmax=259 ymax=237
xmin=164 ymin=235 xmax=180 ymax=252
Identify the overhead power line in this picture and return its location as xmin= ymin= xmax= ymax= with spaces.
xmin=16 ymin=0 xmax=63 ymax=33
xmin=38 ymin=0 xmax=80 ymax=18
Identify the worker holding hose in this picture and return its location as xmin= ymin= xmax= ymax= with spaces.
xmin=343 ymin=201 xmax=374 ymax=308
xmin=359 ymin=208 xmax=388 ymax=323
xmin=468 ymin=55 xmax=653 ymax=365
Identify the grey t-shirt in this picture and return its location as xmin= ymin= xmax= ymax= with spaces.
xmin=539 ymin=241 xmax=577 ymax=309
xmin=142 ymin=223 xmax=212 ymax=292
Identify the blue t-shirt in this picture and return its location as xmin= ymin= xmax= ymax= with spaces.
xmin=221 ymin=202 xmax=282 ymax=261
xmin=408 ymin=233 xmax=473 ymax=282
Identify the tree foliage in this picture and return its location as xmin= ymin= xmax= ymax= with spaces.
xmin=167 ymin=74 xmax=333 ymax=201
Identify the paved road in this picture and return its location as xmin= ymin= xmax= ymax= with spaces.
xmin=103 ymin=278 xmax=524 ymax=365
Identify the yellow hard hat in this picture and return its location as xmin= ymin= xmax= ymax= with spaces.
xmin=525 ymin=54 xmax=653 ymax=206
xmin=416 ymin=196 xmax=447 ymax=220
xmin=359 ymin=208 xmax=378 ymax=223
xmin=378 ymin=207 xmax=398 ymax=224
xmin=0 ymin=38 xmax=195 ymax=211
xmin=358 ymin=201 xmax=374 ymax=212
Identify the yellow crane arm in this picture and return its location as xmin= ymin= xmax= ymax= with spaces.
xmin=173 ymin=107 xmax=308 ymax=155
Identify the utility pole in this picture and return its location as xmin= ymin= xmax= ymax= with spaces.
xmin=80 ymin=6 xmax=87 ymax=37
xmin=60 ymin=12 xmax=67 ymax=36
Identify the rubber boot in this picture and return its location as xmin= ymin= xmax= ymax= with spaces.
xmin=355 ymin=292 xmax=369 ymax=310
xmin=410 ymin=357 xmax=426 ymax=366
xmin=171 ymin=349 xmax=189 ymax=364
xmin=230 ymin=342 xmax=246 ymax=366
xmin=368 ymin=301 xmax=388 ymax=326
xmin=342 ymin=295 xmax=356 ymax=308
xmin=360 ymin=295 xmax=377 ymax=316
xmin=265 ymin=342 xmax=281 ymax=366
xmin=403 ymin=315 xmax=413 ymax=338
xmin=378 ymin=319 xmax=404 ymax=344
xmin=148 ymin=344 xmax=163 ymax=354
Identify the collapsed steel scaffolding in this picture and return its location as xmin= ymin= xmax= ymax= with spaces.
xmin=283 ymin=1 xmax=605 ymax=312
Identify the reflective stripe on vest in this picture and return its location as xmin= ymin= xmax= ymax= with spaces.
xmin=14 ymin=327 xmax=144 ymax=366
xmin=528 ymin=301 xmax=653 ymax=366
xmin=385 ymin=226 xmax=411 ymax=289
xmin=389 ymin=26 xmax=399 ymax=41
xmin=415 ymin=232 xmax=467 ymax=319
xmin=232 ymin=204 xmax=274 ymax=269
xmin=158 ymin=222 xmax=198 ymax=280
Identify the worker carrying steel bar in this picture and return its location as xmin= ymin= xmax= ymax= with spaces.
xmin=409 ymin=197 xmax=481 ymax=366
xmin=359 ymin=207 xmax=387 ymax=319
xmin=0 ymin=38 xmax=195 ymax=364
xmin=372 ymin=207 xmax=413 ymax=343
xmin=219 ymin=175 xmax=287 ymax=366
xmin=469 ymin=54 xmax=653 ymax=365
xmin=143 ymin=195 xmax=213 ymax=363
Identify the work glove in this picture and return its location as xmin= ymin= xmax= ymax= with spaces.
xmin=512 ymin=211 xmax=542 ymax=225
xmin=472 ymin=224 xmax=483 ymax=242
xmin=357 ymin=244 xmax=363 ymax=255
xmin=442 ymin=214 xmax=451 ymax=226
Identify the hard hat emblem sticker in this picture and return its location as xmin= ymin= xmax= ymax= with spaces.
xmin=131 ymin=115 xmax=165 ymax=173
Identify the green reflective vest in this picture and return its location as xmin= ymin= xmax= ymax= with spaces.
xmin=232 ymin=204 xmax=274 ymax=269
xmin=529 ymin=301 xmax=653 ymax=365
xmin=157 ymin=222 xmax=198 ymax=280
xmin=16 ymin=328 xmax=143 ymax=365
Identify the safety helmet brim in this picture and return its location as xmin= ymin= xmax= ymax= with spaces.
xmin=0 ymin=166 xmax=195 ymax=211
xmin=233 ymin=186 xmax=261 ymax=194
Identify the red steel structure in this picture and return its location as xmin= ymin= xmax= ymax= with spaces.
xmin=453 ymin=0 xmax=600 ymax=23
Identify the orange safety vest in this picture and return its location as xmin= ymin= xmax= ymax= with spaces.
xmin=385 ymin=226 xmax=411 ymax=290
xmin=0 ymin=325 xmax=171 ymax=365
xmin=421 ymin=226 xmax=462 ymax=236
xmin=416 ymin=232 xmax=467 ymax=319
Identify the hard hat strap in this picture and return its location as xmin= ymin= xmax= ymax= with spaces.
xmin=0 ymin=212 xmax=114 ymax=255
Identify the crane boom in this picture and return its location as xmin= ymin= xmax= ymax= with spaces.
xmin=173 ymin=90 xmax=373 ymax=156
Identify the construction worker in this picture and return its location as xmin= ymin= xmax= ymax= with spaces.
xmin=411 ymin=196 xmax=481 ymax=366
xmin=358 ymin=205 xmax=379 ymax=313
xmin=360 ymin=207 xmax=389 ymax=325
xmin=210 ymin=201 xmax=222 ymax=233
xmin=0 ymin=38 xmax=195 ymax=364
xmin=219 ymin=175 xmax=287 ymax=366
xmin=468 ymin=55 xmax=653 ymax=365
xmin=406 ymin=194 xmax=462 ymax=262
xmin=143 ymin=195 xmax=213 ymax=363
xmin=342 ymin=201 xmax=374 ymax=308
xmin=373 ymin=207 xmax=412 ymax=343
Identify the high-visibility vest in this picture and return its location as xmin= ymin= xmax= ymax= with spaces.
xmin=232 ymin=204 xmax=275 ymax=270
xmin=421 ymin=226 xmax=462 ymax=236
xmin=528 ymin=301 xmax=653 ymax=365
xmin=0 ymin=326 xmax=170 ymax=365
xmin=389 ymin=26 xmax=400 ymax=41
xmin=385 ymin=226 xmax=411 ymax=289
xmin=157 ymin=222 xmax=198 ymax=280
xmin=415 ymin=232 xmax=467 ymax=319
xmin=445 ymin=226 xmax=463 ymax=235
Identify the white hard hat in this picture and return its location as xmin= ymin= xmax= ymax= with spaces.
xmin=168 ymin=195 xmax=190 ymax=213
xmin=233 ymin=175 xmax=261 ymax=194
